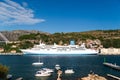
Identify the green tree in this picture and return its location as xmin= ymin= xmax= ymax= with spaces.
xmin=3 ymin=44 xmax=11 ymax=53
xmin=0 ymin=64 xmax=9 ymax=79
xmin=19 ymin=41 xmax=34 ymax=49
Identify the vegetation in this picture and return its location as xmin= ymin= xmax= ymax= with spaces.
xmin=102 ymin=39 xmax=120 ymax=48
xmin=0 ymin=29 xmax=120 ymax=53
xmin=0 ymin=64 xmax=9 ymax=79
xmin=18 ymin=29 xmax=120 ymax=48
xmin=19 ymin=41 xmax=34 ymax=49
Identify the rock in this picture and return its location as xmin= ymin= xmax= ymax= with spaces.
xmin=81 ymin=74 xmax=107 ymax=80
xmin=0 ymin=30 xmax=50 ymax=41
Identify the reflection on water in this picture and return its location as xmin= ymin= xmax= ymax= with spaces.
xmin=35 ymin=76 xmax=49 ymax=80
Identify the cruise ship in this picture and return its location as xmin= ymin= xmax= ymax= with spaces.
xmin=20 ymin=41 xmax=98 ymax=55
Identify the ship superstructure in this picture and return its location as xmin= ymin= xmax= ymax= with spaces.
xmin=20 ymin=40 xmax=98 ymax=55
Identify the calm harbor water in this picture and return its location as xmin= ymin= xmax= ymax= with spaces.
xmin=0 ymin=55 xmax=120 ymax=80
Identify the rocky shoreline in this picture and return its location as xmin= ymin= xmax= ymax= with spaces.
xmin=80 ymin=73 xmax=107 ymax=80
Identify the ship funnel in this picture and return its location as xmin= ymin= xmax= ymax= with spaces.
xmin=70 ymin=40 xmax=75 ymax=45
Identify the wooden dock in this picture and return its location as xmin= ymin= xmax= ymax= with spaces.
xmin=107 ymin=74 xmax=120 ymax=80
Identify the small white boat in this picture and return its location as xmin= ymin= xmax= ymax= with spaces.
xmin=35 ymin=70 xmax=51 ymax=77
xmin=35 ymin=68 xmax=53 ymax=77
xmin=32 ymin=62 xmax=43 ymax=66
xmin=55 ymin=64 xmax=61 ymax=70
xmin=16 ymin=77 xmax=23 ymax=80
xmin=7 ymin=74 xmax=12 ymax=80
xmin=65 ymin=69 xmax=74 ymax=74
xmin=32 ymin=56 xmax=43 ymax=66
xmin=42 ymin=68 xmax=54 ymax=73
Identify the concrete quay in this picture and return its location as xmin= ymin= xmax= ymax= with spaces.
xmin=100 ymin=48 xmax=120 ymax=55
xmin=0 ymin=53 xmax=23 ymax=55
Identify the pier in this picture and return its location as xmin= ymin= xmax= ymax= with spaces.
xmin=103 ymin=62 xmax=120 ymax=70
xmin=107 ymin=74 xmax=120 ymax=80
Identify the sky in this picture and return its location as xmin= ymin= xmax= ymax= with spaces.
xmin=0 ymin=0 xmax=120 ymax=33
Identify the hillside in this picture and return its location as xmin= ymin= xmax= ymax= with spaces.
xmin=0 ymin=29 xmax=120 ymax=53
xmin=0 ymin=30 xmax=50 ymax=41
xmin=0 ymin=29 xmax=120 ymax=41
xmin=0 ymin=29 xmax=120 ymax=48
xmin=80 ymin=30 xmax=120 ymax=39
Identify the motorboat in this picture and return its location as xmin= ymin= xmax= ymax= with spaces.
xmin=6 ymin=74 xmax=12 ymax=80
xmin=15 ymin=77 xmax=23 ymax=80
xmin=35 ymin=70 xmax=51 ymax=77
xmin=35 ymin=68 xmax=53 ymax=77
xmin=55 ymin=64 xmax=61 ymax=70
xmin=65 ymin=69 xmax=74 ymax=74
xmin=42 ymin=68 xmax=54 ymax=73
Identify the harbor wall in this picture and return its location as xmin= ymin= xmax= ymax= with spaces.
xmin=0 ymin=53 xmax=23 ymax=55
xmin=100 ymin=48 xmax=120 ymax=55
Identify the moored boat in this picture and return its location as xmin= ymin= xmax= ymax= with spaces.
xmin=6 ymin=74 xmax=12 ymax=80
xmin=35 ymin=71 xmax=51 ymax=77
xmin=42 ymin=68 xmax=54 ymax=73
xmin=35 ymin=68 xmax=54 ymax=77
xmin=55 ymin=64 xmax=61 ymax=70
xmin=32 ymin=62 xmax=43 ymax=66
xmin=32 ymin=56 xmax=43 ymax=66
xmin=65 ymin=69 xmax=74 ymax=74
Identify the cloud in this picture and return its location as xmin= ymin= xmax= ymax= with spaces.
xmin=0 ymin=0 xmax=45 ymax=26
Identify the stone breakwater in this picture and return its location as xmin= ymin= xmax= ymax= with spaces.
xmin=100 ymin=48 xmax=120 ymax=55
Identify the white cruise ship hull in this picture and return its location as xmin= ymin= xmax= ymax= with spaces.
xmin=20 ymin=42 xmax=99 ymax=55
xmin=20 ymin=49 xmax=98 ymax=55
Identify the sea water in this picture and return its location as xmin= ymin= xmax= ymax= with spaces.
xmin=0 ymin=55 xmax=120 ymax=80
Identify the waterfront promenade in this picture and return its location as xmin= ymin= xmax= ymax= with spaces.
xmin=100 ymin=48 xmax=120 ymax=55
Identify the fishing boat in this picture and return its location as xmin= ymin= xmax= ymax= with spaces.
xmin=20 ymin=40 xmax=98 ymax=55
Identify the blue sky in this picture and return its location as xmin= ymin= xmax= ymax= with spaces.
xmin=0 ymin=0 xmax=120 ymax=33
